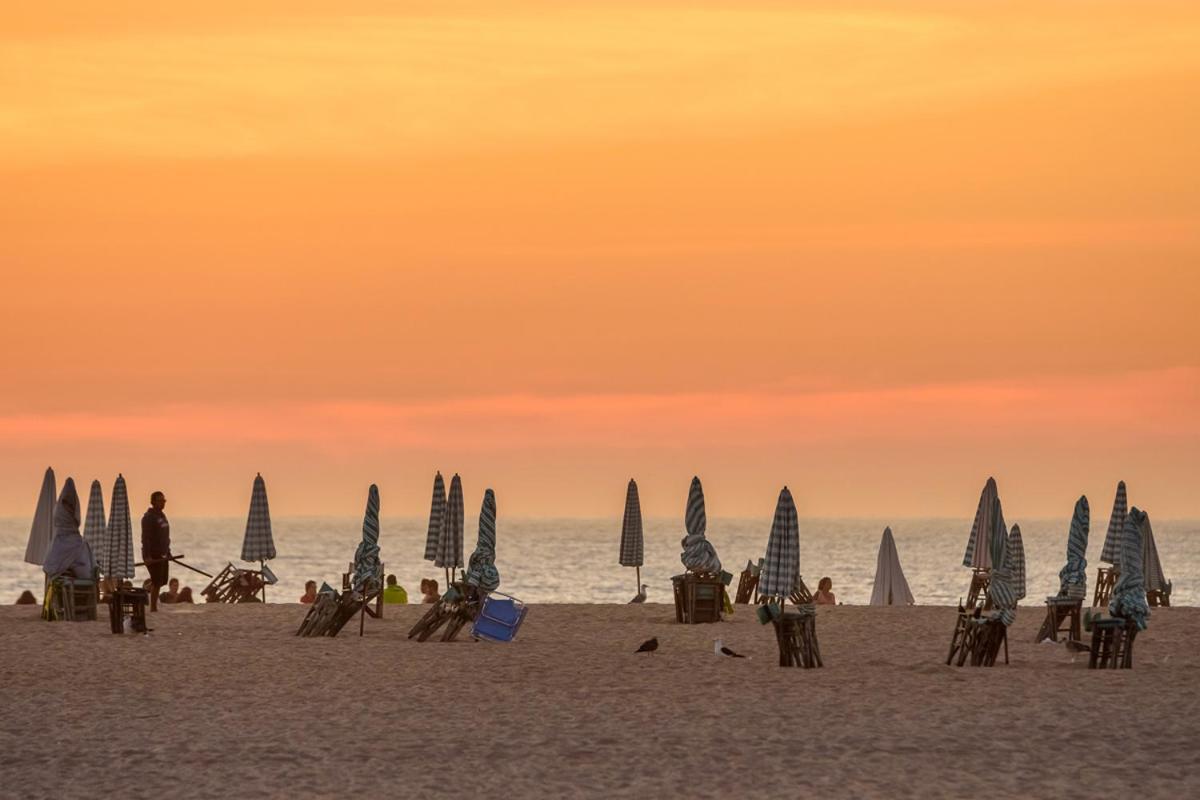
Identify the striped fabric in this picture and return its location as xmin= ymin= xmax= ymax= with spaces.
xmin=870 ymin=526 xmax=914 ymax=606
xmin=1109 ymin=507 xmax=1151 ymax=630
xmin=435 ymin=473 xmax=465 ymax=570
xmin=680 ymin=476 xmax=722 ymax=574
xmin=83 ymin=479 xmax=106 ymax=557
xmin=103 ymin=474 xmax=135 ymax=580
xmin=983 ymin=495 xmax=1017 ymax=625
xmin=466 ymin=488 xmax=501 ymax=592
xmin=423 ymin=472 xmax=446 ymax=562
xmin=758 ymin=486 xmax=799 ymax=599
xmin=241 ymin=473 xmax=276 ymax=562
xmin=619 ymin=479 xmax=644 ymax=568
xmin=1141 ymin=513 xmax=1168 ymax=594
xmin=962 ymin=477 xmax=1003 ymax=569
xmin=1057 ymin=495 xmax=1089 ymax=599
xmin=24 ymin=467 xmax=57 ymax=565
xmin=1099 ymin=481 xmax=1127 ymax=566
xmin=1006 ymin=524 xmax=1027 ymax=601
xmin=352 ymin=484 xmax=382 ymax=592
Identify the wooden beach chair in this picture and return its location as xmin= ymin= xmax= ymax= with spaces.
xmin=108 ymin=585 xmax=149 ymax=634
xmin=772 ymin=606 xmax=822 ymax=668
xmin=735 ymin=562 xmax=760 ymax=604
xmin=965 ymin=568 xmax=990 ymax=610
xmin=201 ymin=563 xmax=269 ymax=604
xmin=788 ymin=575 xmax=813 ymax=605
xmin=671 ymin=571 xmax=729 ymax=624
xmin=1087 ymin=615 xmax=1138 ymax=669
xmin=946 ymin=607 xmax=1008 ymax=667
xmin=1146 ymin=582 xmax=1171 ymax=608
xmin=342 ymin=561 xmax=384 ymax=619
xmin=407 ymin=578 xmax=484 ymax=642
xmin=1092 ymin=567 xmax=1117 ymax=607
xmin=43 ymin=568 xmax=100 ymax=622
xmin=1035 ymin=597 xmax=1083 ymax=644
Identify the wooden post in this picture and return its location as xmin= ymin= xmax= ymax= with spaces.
xmin=261 ymin=559 xmax=267 ymax=603
xmin=636 ymin=566 xmax=641 ymax=596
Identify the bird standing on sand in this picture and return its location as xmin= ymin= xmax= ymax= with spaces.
xmin=713 ymin=638 xmax=746 ymax=658
xmin=629 ymin=584 xmax=648 ymax=604
xmin=635 ymin=637 xmax=659 ymax=654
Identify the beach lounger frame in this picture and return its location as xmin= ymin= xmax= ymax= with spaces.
xmin=471 ymin=591 xmax=528 ymax=643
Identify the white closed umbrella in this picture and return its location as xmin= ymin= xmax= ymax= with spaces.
xmin=24 ymin=467 xmax=57 ymax=565
xmin=870 ymin=527 xmax=914 ymax=606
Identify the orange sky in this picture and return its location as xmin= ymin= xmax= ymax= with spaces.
xmin=2 ymin=1 xmax=1198 ymax=519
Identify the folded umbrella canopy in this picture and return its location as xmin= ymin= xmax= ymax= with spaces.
xmin=102 ymin=474 xmax=135 ymax=580
xmin=1006 ymin=524 xmax=1027 ymax=602
xmin=435 ymin=474 xmax=465 ymax=581
xmin=1056 ymin=496 xmax=1089 ymax=599
xmin=83 ymin=479 xmax=107 ymax=569
xmin=619 ymin=479 xmax=644 ymax=593
xmin=983 ymin=496 xmax=1017 ymax=625
xmin=870 ymin=526 xmax=915 ymax=606
xmin=466 ymin=488 xmax=501 ymax=592
xmin=962 ymin=477 xmax=1003 ymax=570
xmin=1109 ymin=507 xmax=1151 ymax=630
xmin=680 ymin=476 xmax=721 ymax=574
xmin=758 ymin=486 xmax=799 ymax=600
xmin=24 ymin=467 xmax=57 ymax=565
xmin=43 ymin=478 xmax=96 ymax=579
xmin=1099 ymin=481 xmax=1127 ymax=568
xmin=423 ymin=472 xmax=446 ymax=563
xmin=241 ymin=473 xmax=276 ymax=563
xmin=1140 ymin=514 xmax=1169 ymax=596
xmin=352 ymin=484 xmax=382 ymax=594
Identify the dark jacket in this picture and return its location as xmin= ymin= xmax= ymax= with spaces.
xmin=141 ymin=507 xmax=171 ymax=559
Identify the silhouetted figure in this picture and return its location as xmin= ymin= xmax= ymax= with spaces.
xmin=141 ymin=491 xmax=171 ymax=612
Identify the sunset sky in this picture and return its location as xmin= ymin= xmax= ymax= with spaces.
xmin=2 ymin=1 xmax=1198 ymax=519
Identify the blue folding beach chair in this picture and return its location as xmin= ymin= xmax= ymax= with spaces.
xmin=471 ymin=592 xmax=528 ymax=643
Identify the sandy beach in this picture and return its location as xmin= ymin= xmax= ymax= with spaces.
xmin=2 ymin=602 xmax=1196 ymax=799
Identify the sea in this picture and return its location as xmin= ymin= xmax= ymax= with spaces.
xmin=2 ymin=516 xmax=1196 ymax=607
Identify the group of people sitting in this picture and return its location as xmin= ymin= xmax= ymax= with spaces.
xmin=154 ymin=577 xmax=195 ymax=604
xmin=297 ymin=575 xmax=443 ymax=605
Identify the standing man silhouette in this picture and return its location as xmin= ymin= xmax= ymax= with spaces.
xmin=141 ymin=491 xmax=172 ymax=612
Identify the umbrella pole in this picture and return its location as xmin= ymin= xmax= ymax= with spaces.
xmin=444 ymin=566 xmax=450 ymax=593
xmin=636 ymin=566 xmax=641 ymax=595
xmin=261 ymin=559 xmax=266 ymax=603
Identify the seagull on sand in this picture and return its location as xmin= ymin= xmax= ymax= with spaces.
xmin=635 ymin=637 xmax=659 ymax=654
xmin=629 ymin=584 xmax=648 ymax=604
xmin=713 ymin=638 xmax=746 ymax=658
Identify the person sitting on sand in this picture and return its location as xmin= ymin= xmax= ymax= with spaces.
xmin=16 ymin=590 xmax=37 ymax=605
xmin=177 ymin=587 xmax=195 ymax=603
xmin=814 ymin=577 xmax=836 ymax=605
xmin=382 ymin=574 xmax=408 ymax=604
xmin=300 ymin=580 xmax=317 ymax=604
xmin=420 ymin=579 xmax=440 ymax=604
xmin=160 ymin=577 xmax=181 ymax=604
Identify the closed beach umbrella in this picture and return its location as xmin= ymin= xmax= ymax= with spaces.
xmin=423 ymin=472 xmax=446 ymax=562
xmin=984 ymin=496 xmax=1017 ymax=625
xmin=680 ymin=476 xmax=721 ymax=574
xmin=435 ymin=474 xmax=465 ymax=582
xmin=83 ymin=480 xmax=107 ymax=569
xmin=1056 ymin=495 xmax=1089 ymax=599
xmin=1006 ymin=524 xmax=1027 ymax=601
xmin=241 ymin=473 xmax=276 ymax=562
xmin=1099 ymin=481 xmax=1127 ymax=567
xmin=103 ymin=474 xmax=135 ymax=580
xmin=466 ymin=488 xmax=501 ymax=592
xmin=962 ymin=477 xmax=1003 ymax=570
xmin=351 ymin=484 xmax=382 ymax=593
xmin=1109 ymin=507 xmax=1151 ymax=629
xmin=24 ymin=467 xmax=57 ymax=565
xmin=870 ymin=526 xmax=915 ymax=606
xmin=619 ymin=479 xmax=644 ymax=593
xmin=1141 ymin=515 xmax=1168 ymax=594
xmin=758 ymin=486 xmax=799 ymax=600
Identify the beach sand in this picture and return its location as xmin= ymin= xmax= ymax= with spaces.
xmin=1 ymin=602 xmax=1196 ymax=798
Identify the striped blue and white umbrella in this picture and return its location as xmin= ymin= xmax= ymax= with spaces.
xmin=435 ymin=474 xmax=465 ymax=572
xmin=466 ymin=488 xmax=501 ymax=592
xmin=83 ymin=479 xmax=107 ymax=570
xmin=758 ymin=486 xmax=799 ymax=600
xmin=962 ymin=477 xmax=1004 ymax=570
xmin=1141 ymin=514 xmax=1168 ymax=594
xmin=680 ymin=476 xmax=721 ymax=574
xmin=1006 ymin=524 xmax=1027 ymax=601
xmin=1099 ymin=481 xmax=1127 ymax=567
xmin=1056 ymin=495 xmax=1089 ymax=599
xmin=241 ymin=473 xmax=276 ymax=562
xmin=24 ymin=467 xmax=56 ymax=565
xmin=423 ymin=472 xmax=446 ymax=562
xmin=619 ymin=479 xmax=644 ymax=568
xmin=983 ymin=495 xmax=1016 ymax=625
xmin=352 ymin=484 xmax=382 ymax=593
xmin=1109 ymin=507 xmax=1151 ymax=629
xmin=103 ymin=474 xmax=135 ymax=580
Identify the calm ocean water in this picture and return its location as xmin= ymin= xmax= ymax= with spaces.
xmin=2 ymin=516 xmax=1195 ymax=607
